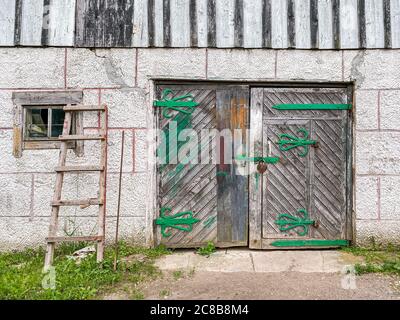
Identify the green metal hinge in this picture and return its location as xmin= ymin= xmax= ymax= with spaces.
xmin=272 ymin=104 xmax=352 ymax=110
xmin=276 ymin=128 xmax=316 ymax=157
xmin=154 ymin=88 xmax=199 ymax=118
xmin=155 ymin=207 xmax=200 ymax=238
xmin=274 ymin=209 xmax=314 ymax=236
xmin=270 ymin=239 xmax=349 ymax=247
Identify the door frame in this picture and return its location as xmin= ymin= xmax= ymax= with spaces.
xmin=148 ymin=80 xmax=354 ymax=249
xmin=248 ymin=84 xmax=354 ymax=249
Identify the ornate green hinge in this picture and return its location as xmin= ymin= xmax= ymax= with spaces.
xmin=273 ymin=104 xmax=352 ymax=110
xmin=274 ymin=208 xmax=315 ymax=236
xmin=271 ymin=239 xmax=349 ymax=247
xmin=236 ymin=155 xmax=280 ymax=164
xmin=155 ymin=207 xmax=200 ymax=238
xmin=154 ymin=88 xmax=199 ymax=119
xmin=276 ymin=128 xmax=316 ymax=157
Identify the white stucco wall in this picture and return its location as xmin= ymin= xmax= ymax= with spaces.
xmin=0 ymin=47 xmax=399 ymax=250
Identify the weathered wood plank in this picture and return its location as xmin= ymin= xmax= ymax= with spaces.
xmin=20 ymin=0 xmax=44 ymax=46
xmin=207 ymin=0 xmax=216 ymax=47
xmin=358 ymin=0 xmax=367 ymax=47
xmin=340 ymin=0 xmax=359 ymax=48
xmin=162 ymin=0 xmax=171 ymax=46
xmin=295 ymin=0 xmax=311 ymax=48
xmin=234 ymin=0 xmax=244 ymax=47
xmin=365 ymin=0 xmax=385 ymax=48
xmin=45 ymin=0 xmax=76 ymax=46
xmin=318 ymin=0 xmax=333 ymax=49
xmin=196 ymin=0 xmax=208 ymax=47
xmin=288 ymin=0 xmax=296 ymax=48
xmin=243 ymin=0 xmax=262 ymax=48
xmin=132 ymin=0 xmax=149 ymax=47
xmin=248 ymin=88 xmax=263 ymax=249
xmin=230 ymin=88 xmax=249 ymax=243
xmin=216 ymin=0 xmax=235 ymax=47
xmin=154 ymin=0 xmax=164 ymax=46
xmin=262 ymin=0 xmax=272 ymax=47
xmin=383 ymin=0 xmax=392 ymax=48
xmin=332 ymin=0 xmax=341 ymax=48
xmin=216 ymin=89 xmax=232 ymax=243
xmin=148 ymin=0 xmax=155 ymax=46
xmin=310 ymin=0 xmax=319 ymax=48
xmin=391 ymin=0 xmax=400 ymax=48
xmin=12 ymin=91 xmax=83 ymax=105
xmin=0 ymin=0 xmax=16 ymax=46
xmin=170 ymin=0 xmax=190 ymax=47
xmin=271 ymin=0 xmax=288 ymax=48
xmin=189 ymin=0 xmax=198 ymax=47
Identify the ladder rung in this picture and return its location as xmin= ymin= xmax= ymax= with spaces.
xmin=46 ymin=236 xmax=104 ymax=243
xmin=55 ymin=165 xmax=105 ymax=172
xmin=58 ymin=134 xmax=105 ymax=141
xmin=51 ymin=199 xmax=103 ymax=206
xmin=64 ymin=104 xmax=106 ymax=112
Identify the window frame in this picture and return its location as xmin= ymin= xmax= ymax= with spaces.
xmin=12 ymin=91 xmax=84 ymax=157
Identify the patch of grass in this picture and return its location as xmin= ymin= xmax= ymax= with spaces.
xmin=342 ymin=246 xmax=400 ymax=275
xmin=196 ymin=241 xmax=216 ymax=257
xmin=172 ymin=270 xmax=183 ymax=280
xmin=0 ymin=241 xmax=170 ymax=300
xmin=159 ymin=289 xmax=170 ymax=298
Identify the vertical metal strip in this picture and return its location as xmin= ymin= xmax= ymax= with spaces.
xmin=41 ymin=0 xmax=50 ymax=46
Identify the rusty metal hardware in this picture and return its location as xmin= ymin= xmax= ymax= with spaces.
xmin=257 ymin=161 xmax=268 ymax=174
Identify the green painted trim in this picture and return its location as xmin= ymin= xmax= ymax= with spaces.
xmin=270 ymin=239 xmax=349 ymax=247
xmin=272 ymin=104 xmax=352 ymax=110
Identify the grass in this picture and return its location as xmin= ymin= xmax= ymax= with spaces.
xmin=196 ymin=241 xmax=216 ymax=257
xmin=0 ymin=241 xmax=170 ymax=300
xmin=342 ymin=245 xmax=400 ymax=275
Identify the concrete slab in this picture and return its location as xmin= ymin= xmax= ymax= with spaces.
xmin=154 ymin=249 xmax=355 ymax=274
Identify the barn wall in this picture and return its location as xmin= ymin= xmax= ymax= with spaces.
xmin=0 ymin=47 xmax=400 ymax=249
xmin=0 ymin=0 xmax=399 ymax=49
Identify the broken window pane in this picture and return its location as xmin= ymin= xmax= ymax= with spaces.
xmin=26 ymin=108 xmax=48 ymax=138
xmin=51 ymin=109 xmax=65 ymax=137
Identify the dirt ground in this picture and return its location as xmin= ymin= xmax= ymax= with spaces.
xmin=102 ymin=249 xmax=400 ymax=300
xmin=140 ymin=271 xmax=400 ymax=300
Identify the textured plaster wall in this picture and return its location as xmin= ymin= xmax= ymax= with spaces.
xmin=0 ymin=48 xmax=399 ymax=250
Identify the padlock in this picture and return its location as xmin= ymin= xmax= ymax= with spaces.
xmin=257 ymin=161 xmax=268 ymax=174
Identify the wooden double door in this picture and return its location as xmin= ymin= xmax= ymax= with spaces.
xmin=155 ymin=84 xmax=352 ymax=249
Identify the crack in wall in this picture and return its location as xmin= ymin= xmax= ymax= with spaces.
xmin=350 ymin=50 xmax=366 ymax=89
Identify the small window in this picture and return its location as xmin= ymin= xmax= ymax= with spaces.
xmin=24 ymin=106 xmax=66 ymax=140
xmin=12 ymin=91 xmax=83 ymax=157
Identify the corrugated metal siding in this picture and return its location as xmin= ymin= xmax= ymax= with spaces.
xmin=0 ymin=0 xmax=399 ymax=48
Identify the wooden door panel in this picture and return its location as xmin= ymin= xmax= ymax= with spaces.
xmin=250 ymin=87 xmax=352 ymax=249
xmin=155 ymin=84 xmax=249 ymax=248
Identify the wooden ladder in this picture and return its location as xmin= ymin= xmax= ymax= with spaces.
xmin=44 ymin=104 xmax=108 ymax=270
